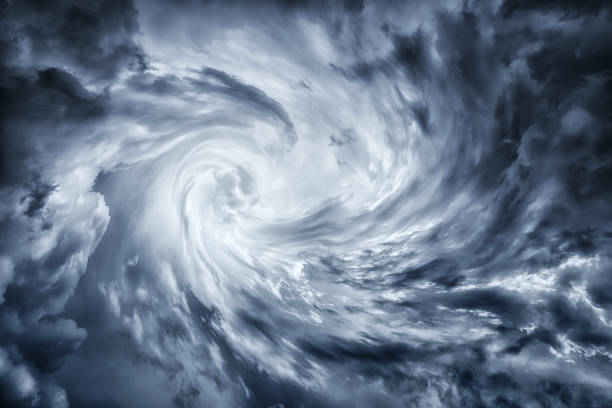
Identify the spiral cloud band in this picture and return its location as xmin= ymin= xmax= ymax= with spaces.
xmin=1 ymin=1 xmax=612 ymax=407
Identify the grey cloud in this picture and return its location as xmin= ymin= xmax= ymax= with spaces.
xmin=2 ymin=0 xmax=145 ymax=81
xmin=193 ymin=67 xmax=298 ymax=145
xmin=2 ymin=0 xmax=612 ymax=407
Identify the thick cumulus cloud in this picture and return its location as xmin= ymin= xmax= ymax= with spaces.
xmin=1 ymin=0 xmax=612 ymax=407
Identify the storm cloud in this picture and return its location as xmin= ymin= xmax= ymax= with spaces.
xmin=1 ymin=0 xmax=612 ymax=407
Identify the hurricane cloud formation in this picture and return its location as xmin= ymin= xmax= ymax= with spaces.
xmin=1 ymin=1 xmax=612 ymax=407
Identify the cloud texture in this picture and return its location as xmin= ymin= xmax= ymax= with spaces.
xmin=1 ymin=0 xmax=612 ymax=407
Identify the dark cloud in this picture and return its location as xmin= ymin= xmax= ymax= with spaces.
xmin=0 ymin=1 xmax=143 ymax=406
xmin=443 ymin=288 xmax=528 ymax=319
xmin=500 ymin=0 xmax=611 ymax=18
xmin=192 ymin=67 xmax=297 ymax=144
xmin=2 ymin=0 xmax=145 ymax=81
xmin=391 ymin=28 xmax=431 ymax=80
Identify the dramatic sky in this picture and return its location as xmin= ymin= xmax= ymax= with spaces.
xmin=1 ymin=1 xmax=612 ymax=407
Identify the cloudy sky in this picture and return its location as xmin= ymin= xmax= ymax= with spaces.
xmin=1 ymin=0 xmax=612 ymax=407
